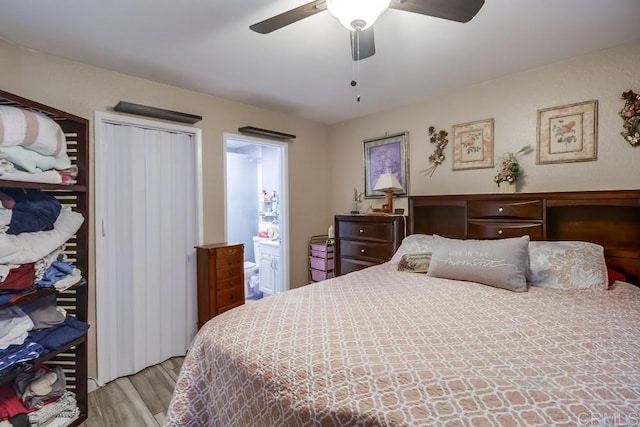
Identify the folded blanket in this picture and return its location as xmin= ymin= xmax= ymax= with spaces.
xmin=0 ymin=208 xmax=83 ymax=265
xmin=0 ymin=170 xmax=62 ymax=185
xmin=0 ymin=146 xmax=71 ymax=174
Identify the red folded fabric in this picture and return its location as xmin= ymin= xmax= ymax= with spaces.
xmin=0 ymin=264 xmax=35 ymax=291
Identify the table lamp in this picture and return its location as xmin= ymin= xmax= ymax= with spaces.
xmin=373 ymin=172 xmax=403 ymax=213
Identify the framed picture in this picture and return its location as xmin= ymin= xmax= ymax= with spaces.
xmin=536 ymin=100 xmax=598 ymax=164
xmin=452 ymin=118 xmax=494 ymax=170
xmin=363 ymin=132 xmax=409 ymax=198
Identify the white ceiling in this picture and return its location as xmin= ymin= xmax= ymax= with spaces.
xmin=1 ymin=1 xmax=639 ymax=124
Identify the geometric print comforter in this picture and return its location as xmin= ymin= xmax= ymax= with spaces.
xmin=166 ymin=264 xmax=640 ymax=426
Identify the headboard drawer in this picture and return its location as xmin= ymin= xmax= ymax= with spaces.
xmin=468 ymin=200 xmax=543 ymax=220
xmin=467 ymin=221 xmax=543 ymax=240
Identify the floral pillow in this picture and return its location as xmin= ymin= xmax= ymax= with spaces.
xmin=390 ymin=234 xmax=435 ymax=264
xmin=397 ymin=253 xmax=431 ymax=273
xmin=527 ymin=241 xmax=608 ymax=290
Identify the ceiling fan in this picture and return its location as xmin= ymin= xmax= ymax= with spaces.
xmin=250 ymin=0 xmax=485 ymax=61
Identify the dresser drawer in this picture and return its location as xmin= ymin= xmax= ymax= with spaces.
xmin=339 ymin=258 xmax=378 ymax=275
xmin=216 ymin=265 xmax=243 ymax=280
xmin=338 ymin=221 xmax=394 ymax=242
xmin=340 ymin=240 xmax=394 ymax=263
xmin=468 ymin=200 xmax=543 ymax=220
xmin=467 ymin=221 xmax=543 ymax=240
xmin=217 ymin=276 xmax=243 ymax=291
xmin=215 ymin=247 xmax=243 ymax=269
xmin=216 ymin=287 xmax=243 ymax=313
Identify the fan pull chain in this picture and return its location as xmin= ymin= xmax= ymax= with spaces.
xmin=350 ymin=29 xmax=361 ymax=102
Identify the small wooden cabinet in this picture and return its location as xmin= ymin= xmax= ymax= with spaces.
xmin=195 ymin=243 xmax=244 ymax=329
xmin=335 ymin=215 xmax=405 ymax=276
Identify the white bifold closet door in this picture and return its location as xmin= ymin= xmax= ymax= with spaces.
xmin=95 ymin=115 xmax=201 ymax=385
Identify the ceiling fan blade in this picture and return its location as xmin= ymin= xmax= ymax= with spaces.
xmin=250 ymin=0 xmax=327 ymax=34
xmin=389 ymin=0 xmax=484 ymax=23
xmin=350 ymin=27 xmax=375 ymax=61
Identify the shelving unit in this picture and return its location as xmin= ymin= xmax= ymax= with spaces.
xmin=308 ymin=235 xmax=334 ymax=283
xmin=0 ymin=89 xmax=89 ymax=425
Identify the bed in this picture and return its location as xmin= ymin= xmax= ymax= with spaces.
xmin=166 ymin=191 xmax=640 ymax=426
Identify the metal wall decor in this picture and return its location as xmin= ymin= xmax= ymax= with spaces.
xmin=421 ymin=126 xmax=448 ymax=177
xmin=620 ymin=90 xmax=640 ymax=147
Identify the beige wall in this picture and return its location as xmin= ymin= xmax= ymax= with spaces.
xmin=329 ymin=41 xmax=640 ymax=215
xmin=0 ymin=39 xmax=332 ymax=378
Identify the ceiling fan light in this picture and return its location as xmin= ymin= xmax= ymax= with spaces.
xmin=326 ymin=0 xmax=390 ymax=30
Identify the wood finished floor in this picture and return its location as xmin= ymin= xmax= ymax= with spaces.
xmin=80 ymin=356 xmax=184 ymax=427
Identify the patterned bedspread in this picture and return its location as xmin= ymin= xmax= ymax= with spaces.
xmin=166 ymin=264 xmax=640 ymax=426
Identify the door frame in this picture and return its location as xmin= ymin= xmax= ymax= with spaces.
xmin=223 ymin=132 xmax=290 ymax=293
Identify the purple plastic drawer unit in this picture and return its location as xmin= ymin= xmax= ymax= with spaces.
xmin=308 ymin=235 xmax=335 ymax=283
xmin=310 ymin=256 xmax=334 ymax=271
xmin=311 ymin=269 xmax=334 ymax=282
xmin=310 ymin=243 xmax=334 ymax=258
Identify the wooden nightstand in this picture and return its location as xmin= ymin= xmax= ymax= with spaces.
xmin=195 ymin=243 xmax=244 ymax=329
xmin=334 ymin=215 xmax=405 ymax=276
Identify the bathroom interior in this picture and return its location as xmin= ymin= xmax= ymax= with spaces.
xmin=226 ymin=137 xmax=285 ymax=300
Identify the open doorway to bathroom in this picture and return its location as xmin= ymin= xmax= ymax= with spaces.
xmin=224 ymin=133 xmax=289 ymax=301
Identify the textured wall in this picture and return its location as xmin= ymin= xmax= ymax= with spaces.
xmin=329 ymin=41 xmax=640 ymax=215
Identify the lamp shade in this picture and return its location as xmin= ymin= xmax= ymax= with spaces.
xmin=326 ymin=0 xmax=390 ymax=30
xmin=374 ymin=172 xmax=403 ymax=193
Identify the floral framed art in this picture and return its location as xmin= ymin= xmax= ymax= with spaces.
xmin=536 ymin=100 xmax=598 ymax=164
xmin=452 ymin=118 xmax=494 ymax=170
xmin=363 ymin=132 xmax=409 ymax=198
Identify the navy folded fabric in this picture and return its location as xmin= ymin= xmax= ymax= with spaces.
xmin=2 ymin=188 xmax=61 ymax=235
xmin=27 ymin=316 xmax=89 ymax=351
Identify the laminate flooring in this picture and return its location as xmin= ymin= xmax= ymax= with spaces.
xmin=80 ymin=356 xmax=184 ymax=427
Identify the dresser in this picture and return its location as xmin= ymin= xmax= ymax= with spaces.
xmin=195 ymin=243 xmax=244 ymax=329
xmin=334 ymin=215 xmax=405 ymax=276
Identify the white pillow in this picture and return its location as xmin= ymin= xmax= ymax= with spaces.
xmin=390 ymin=234 xmax=435 ymax=264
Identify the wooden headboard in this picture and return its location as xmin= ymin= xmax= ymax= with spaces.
xmin=408 ymin=190 xmax=640 ymax=285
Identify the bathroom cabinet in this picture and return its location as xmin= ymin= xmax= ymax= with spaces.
xmin=258 ymin=241 xmax=281 ymax=296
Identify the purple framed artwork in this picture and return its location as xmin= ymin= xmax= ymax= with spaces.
xmin=363 ymin=132 xmax=409 ymax=198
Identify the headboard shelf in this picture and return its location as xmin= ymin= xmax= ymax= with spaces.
xmin=409 ymin=190 xmax=640 ymax=285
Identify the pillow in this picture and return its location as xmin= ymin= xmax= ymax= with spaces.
xmin=390 ymin=234 xmax=435 ymax=264
xmin=397 ymin=253 xmax=431 ymax=273
xmin=527 ymin=241 xmax=608 ymax=290
xmin=607 ymin=268 xmax=626 ymax=286
xmin=0 ymin=106 xmax=67 ymax=157
xmin=427 ymin=235 xmax=530 ymax=292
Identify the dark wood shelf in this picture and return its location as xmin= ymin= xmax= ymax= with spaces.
xmin=0 ymin=89 xmax=90 ymax=420
xmin=0 ymin=180 xmax=87 ymax=192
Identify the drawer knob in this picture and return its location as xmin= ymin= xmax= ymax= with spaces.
xmin=498 ymin=230 xmax=503 ymax=235
xmin=359 ymin=229 xmax=364 ymax=233
xmin=360 ymin=248 xmax=365 ymax=253
xmin=498 ymin=207 xmax=504 ymax=212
